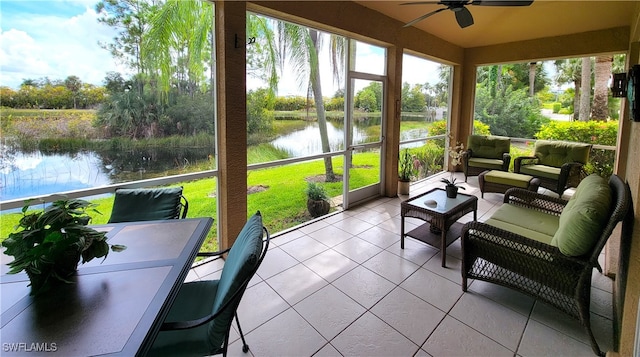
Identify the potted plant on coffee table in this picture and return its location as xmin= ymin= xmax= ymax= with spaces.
xmin=305 ymin=182 xmax=331 ymax=218
xmin=2 ymin=198 xmax=126 ymax=295
xmin=441 ymin=141 xmax=466 ymax=198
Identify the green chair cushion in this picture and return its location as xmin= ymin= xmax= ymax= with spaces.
xmin=519 ymin=164 xmax=561 ymax=180
xmin=108 ymin=187 xmax=183 ymax=223
xmin=534 ymin=140 xmax=591 ymax=168
xmin=551 ymin=174 xmax=612 ymax=256
xmin=149 ymin=280 xmax=220 ymax=356
xmin=485 ymin=171 xmax=534 ymax=189
xmin=468 ymin=157 xmax=505 ymax=170
xmin=485 ymin=204 xmax=558 ymax=243
xmin=208 ymin=212 xmax=264 ymax=352
xmin=467 ymin=135 xmax=510 ymax=159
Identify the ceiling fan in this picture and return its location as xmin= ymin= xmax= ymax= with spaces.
xmin=402 ymin=1 xmax=534 ymax=29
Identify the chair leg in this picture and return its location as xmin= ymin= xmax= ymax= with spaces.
xmin=577 ymin=295 xmax=604 ymax=357
xmin=235 ymin=312 xmax=250 ymax=353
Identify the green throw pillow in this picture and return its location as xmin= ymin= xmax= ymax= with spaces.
xmin=551 ymin=175 xmax=611 ymax=256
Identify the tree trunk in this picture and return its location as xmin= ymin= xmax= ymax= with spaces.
xmin=309 ymin=29 xmax=335 ymax=182
xmin=579 ymin=57 xmax=592 ymax=121
xmin=529 ymin=62 xmax=536 ymax=98
xmin=591 ymin=55 xmax=612 ymax=121
xmin=573 ymin=81 xmax=580 ymax=121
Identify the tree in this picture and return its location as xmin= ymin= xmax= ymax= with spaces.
xmin=554 ymin=58 xmax=582 ymax=120
xmin=474 ymin=83 xmax=548 ymax=139
xmin=64 ymin=76 xmax=82 ymax=109
xmin=95 ymin=0 xmax=156 ymax=75
xmin=275 ymin=22 xmax=345 ymax=182
xmin=143 ymin=0 xmax=214 ymax=97
xmin=401 ymin=82 xmax=426 ymax=112
xmin=528 ymin=62 xmax=537 ymax=98
xmin=591 ymin=55 xmax=612 ymax=121
xmin=103 ymin=71 xmax=128 ymax=94
xmin=579 ymin=57 xmax=592 ymax=121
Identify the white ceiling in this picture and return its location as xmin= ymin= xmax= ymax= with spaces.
xmin=355 ymin=1 xmax=639 ymax=48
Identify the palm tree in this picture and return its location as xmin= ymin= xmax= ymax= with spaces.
xmin=276 ymin=22 xmax=345 ymax=182
xmin=528 ymin=62 xmax=536 ymax=98
xmin=579 ymin=57 xmax=592 ymax=121
xmin=143 ymin=0 xmax=214 ymax=97
xmin=591 ymin=55 xmax=612 ymax=121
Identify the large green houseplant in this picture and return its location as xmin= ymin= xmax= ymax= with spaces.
xmin=398 ymin=148 xmax=417 ymax=195
xmin=2 ymin=198 xmax=125 ymax=295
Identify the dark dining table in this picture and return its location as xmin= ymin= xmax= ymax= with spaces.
xmin=0 ymin=217 xmax=213 ymax=356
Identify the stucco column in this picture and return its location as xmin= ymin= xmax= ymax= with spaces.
xmin=385 ymin=45 xmax=402 ymax=196
xmin=215 ymin=1 xmax=247 ymax=250
xmin=447 ymin=57 xmax=474 ymax=171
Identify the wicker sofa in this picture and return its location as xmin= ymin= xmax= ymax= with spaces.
xmin=461 ymin=174 xmax=630 ymax=356
xmin=461 ymin=135 xmax=511 ymax=182
xmin=514 ymin=140 xmax=591 ymax=196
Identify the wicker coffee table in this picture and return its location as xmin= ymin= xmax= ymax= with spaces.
xmin=401 ymin=188 xmax=477 ymax=267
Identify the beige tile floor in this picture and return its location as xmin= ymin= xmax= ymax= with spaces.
xmin=188 ymin=172 xmax=613 ymax=357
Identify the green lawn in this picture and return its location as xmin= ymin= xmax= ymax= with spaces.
xmin=1 ymin=153 xmax=381 ymax=252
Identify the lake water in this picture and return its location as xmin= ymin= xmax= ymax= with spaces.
xmin=1 ymin=118 xmax=428 ymax=202
xmin=0 ymin=147 xmax=211 ymax=202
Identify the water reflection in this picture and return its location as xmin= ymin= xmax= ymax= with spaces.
xmin=1 ymin=151 xmax=111 ymax=201
xmin=0 ymin=147 xmax=211 ymax=202
xmin=270 ymin=120 xmax=373 ymax=157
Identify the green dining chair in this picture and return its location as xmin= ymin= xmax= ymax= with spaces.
xmin=107 ymin=186 xmax=188 ymax=223
xmin=147 ymin=211 xmax=270 ymax=357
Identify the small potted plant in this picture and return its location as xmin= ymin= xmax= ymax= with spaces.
xmin=398 ymin=148 xmax=418 ymax=195
xmin=442 ymin=141 xmax=466 ymax=198
xmin=2 ymin=198 xmax=126 ymax=295
xmin=305 ymin=182 xmax=331 ymax=218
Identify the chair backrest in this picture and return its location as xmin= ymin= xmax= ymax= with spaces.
xmin=534 ymin=140 xmax=591 ymax=167
xmin=467 ymin=135 xmax=510 ymax=159
xmin=107 ymin=186 xmax=188 ymax=223
xmin=207 ymin=211 xmax=269 ymax=352
xmin=589 ymin=174 xmax=631 ymax=266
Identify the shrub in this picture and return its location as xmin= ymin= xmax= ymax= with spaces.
xmin=535 ymin=120 xmax=618 ymax=177
xmin=274 ymin=96 xmax=310 ymax=111
xmin=552 ymin=102 xmax=562 ymax=113
xmin=305 ymin=182 xmax=329 ymax=201
xmin=414 ymin=141 xmax=445 ymax=179
xmin=247 ymin=88 xmax=274 ymax=135
xmin=428 ymin=120 xmax=491 ymax=137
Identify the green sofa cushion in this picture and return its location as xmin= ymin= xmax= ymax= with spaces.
xmin=519 ymin=164 xmax=561 ymax=180
xmin=534 ymin=140 xmax=591 ymax=168
xmin=551 ymin=174 xmax=611 ymax=256
xmin=467 ymin=135 xmax=510 ymax=159
xmin=485 ymin=204 xmax=558 ymax=244
xmin=485 ymin=171 xmax=534 ymax=189
xmin=468 ymin=157 xmax=505 ymax=170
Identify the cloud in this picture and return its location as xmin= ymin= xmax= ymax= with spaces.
xmin=1 ymin=2 xmax=126 ymax=89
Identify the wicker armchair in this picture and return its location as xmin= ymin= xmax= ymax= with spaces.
xmin=461 ymin=174 xmax=630 ymax=357
xmin=461 ymin=135 xmax=511 ymax=182
xmin=514 ymin=140 xmax=591 ymax=196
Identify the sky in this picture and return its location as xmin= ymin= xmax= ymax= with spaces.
xmin=0 ymin=0 xmax=442 ymax=93
xmin=0 ymin=0 xmax=127 ymax=89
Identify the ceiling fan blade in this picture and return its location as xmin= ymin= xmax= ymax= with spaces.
xmin=471 ymin=0 xmax=533 ymax=6
xmin=403 ymin=7 xmax=448 ymax=27
xmin=400 ymin=1 xmax=445 ymax=5
xmin=455 ymin=6 xmax=474 ymax=28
